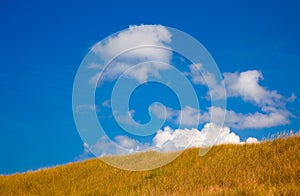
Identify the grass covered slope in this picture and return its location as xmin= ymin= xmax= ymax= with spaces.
xmin=1 ymin=136 xmax=300 ymax=195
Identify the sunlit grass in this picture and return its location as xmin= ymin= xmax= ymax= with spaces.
xmin=1 ymin=136 xmax=299 ymax=195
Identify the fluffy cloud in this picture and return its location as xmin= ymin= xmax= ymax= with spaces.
xmin=80 ymin=123 xmax=256 ymax=157
xmin=77 ymin=135 xmax=152 ymax=158
xmin=187 ymin=63 xmax=226 ymax=99
xmin=89 ymin=136 xmax=128 ymax=156
xmin=176 ymin=106 xmax=207 ymax=126
xmin=245 ymin=137 xmax=259 ymax=144
xmin=186 ymin=67 xmax=294 ymax=129
xmin=112 ymin=68 xmax=293 ymax=130
xmin=124 ymin=62 xmax=170 ymax=83
xmin=208 ymin=106 xmax=291 ymax=129
xmin=153 ymin=123 xmax=241 ymax=152
xmin=88 ymin=72 xmax=101 ymax=87
xmin=115 ymin=109 xmax=137 ymax=125
xmin=148 ymin=103 xmax=174 ymax=120
xmin=223 ymin=70 xmax=285 ymax=107
xmin=77 ymin=128 xmax=300 ymax=159
xmin=127 ymin=102 xmax=290 ymax=130
xmin=92 ymin=25 xmax=171 ymax=62
xmin=89 ymin=25 xmax=172 ymax=85
xmin=187 ymin=66 xmax=291 ymax=108
xmin=114 ymin=135 xmax=150 ymax=151
xmin=221 ymin=70 xmax=293 ymax=129
xmin=149 ymin=104 xmax=208 ymax=127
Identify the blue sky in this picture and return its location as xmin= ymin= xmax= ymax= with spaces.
xmin=1 ymin=0 xmax=300 ymax=174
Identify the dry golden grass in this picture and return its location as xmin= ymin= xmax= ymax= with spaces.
xmin=0 ymin=136 xmax=300 ymax=195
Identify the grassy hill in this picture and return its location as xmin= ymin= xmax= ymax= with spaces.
xmin=1 ymin=136 xmax=300 ymax=195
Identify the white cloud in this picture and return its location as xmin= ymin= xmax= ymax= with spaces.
xmin=176 ymin=106 xmax=207 ymax=126
xmin=208 ymin=123 xmax=241 ymax=145
xmin=245 ymin=137 xmax=259 ymax=144
xmin=76 ymin=127 xmax=300 ymax=160
xmin=149 ymin=103 xmax=169 ymax=120
xmin=220 ymin=70 xmax=293 ymax=129
xmin=115 ymin=135 xmax=141 ymax=150
xmin=92 ymin=25 xmax=171 ymax=62
xmin=208 ymin=106 xmax=290 ymax=129
xmin=149 ymin=104 xmax=208 ymax=127
xmin=88 ymin=72 xmax=101 ymax=87
xmin=287 ymin=93 xmax=297 ymax=102
xmin=76 ymin=123 xmax=259 ymax=158
xmin=82 ymin=136 xmax=136 ymax=157
xmin=123 ymin=62 xmax=170 ymax=83
xmin=153 ymin=123 xmax=245 ymax=152
xmin=223 ymin=70 xmax=284 ymax=107
xmin=89 ymin=136 xmax=127 ymax=156
xmin=115 ymin=109 xmax=137 ymax=125
xmin=88 ymin=62 xmax=101 ymax=69
xmin=75 ymin=104 xmax=99 ymax=114
xmin=148 ymin=103 xmax=180 ymax=121
xmin=187 ymin=64 xmax=226 ymax=99
xmin=101 ymin=99 xmax=111 ymax=108
xmin=115 ymin=135 xmax=150 ymax=151
xmin=80 ymin=136 xmax=152 ymax=157
xmin=74 ymin=142 xmax=94 ymax=161
xmin=111 ymin=71 xmax=292 ymax=130
xmin=188 ymin=67 xmax=293 ymax=108
xmin=90 ymin=25 xmax=172 ymax=85
xmin=127 ymin=102 xmax=290 ymax=130
xmin=188 ymin=63 xmax=204 ymax=84
xmin=186 ymin=67 xmax=294 ymax=129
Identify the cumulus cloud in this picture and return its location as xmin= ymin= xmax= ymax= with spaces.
xmin=186 ymin=67 xmax=295 ymax=129
xmin=89 ymin=25 xmax=172 ymax=86
xmin=76 ymin=127 xmax=300 ymax=159
xmin=223 ymin=70 xmax=285 ymax=107
xmin=220 ymin=70 xmax=293 ymax=129
xmin=110 ymin=68 xmax=293 ymax=130
xmin=187 ymin=66 xmax=294 ymax=109
xmin=77 ymin=135 xmax=152 ymax=157
xmin=187 ymin=63 xmax=226 ymax=99
xmin=78 ymin=123 xmax=257 ymax=158
xmin=208 ymin=106 xmax=290 ymax=129
xmin=148 ymin=103 xmax=175 ymax=120
xmin=92 ymin=25 xmax=171 ymax=62
xmin=125 ymin=62 xmax=170 ymax=83
xmin=115 ymin=109 xmax=137 ymax=125
xmin=114 ymin=135 xmax=150 ymax=151
xmin=245 ymin=137 xmax=259 ymax=144
xmin=149 ymin=104 xmax=208 ymax=127
xmin=153 ymin=123 xmax=241 ymax=152
xmin=89 ymin=136 xmax=127 ymax=156
xmin=123 ymin=102 xmax=290 ymax=130
xmin=176 ymin=106 xmax=207 ymax=126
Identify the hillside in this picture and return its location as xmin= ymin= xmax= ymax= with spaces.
xmin=1 ymin=136 xmax=300 ymax=195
